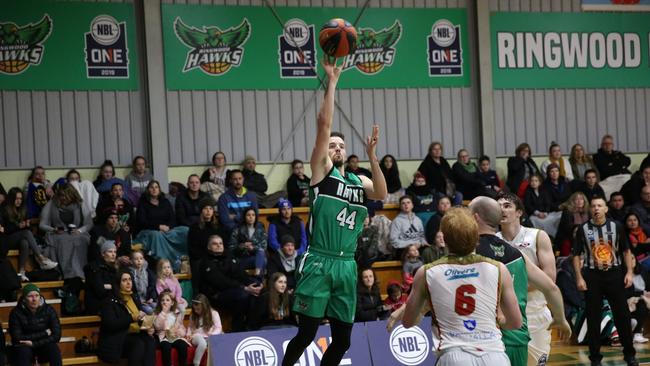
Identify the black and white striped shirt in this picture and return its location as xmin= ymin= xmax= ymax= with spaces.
xmin=573 ymin=218 xmax=630 ymax=271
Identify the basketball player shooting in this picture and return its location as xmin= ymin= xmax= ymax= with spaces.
xmin=281 ymin=57 xmax=387 ymax=366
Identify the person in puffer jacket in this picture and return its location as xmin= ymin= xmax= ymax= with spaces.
xmin=8 ymin=284 xmax=62 ymax=366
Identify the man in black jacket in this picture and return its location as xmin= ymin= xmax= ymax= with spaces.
xmin=198 ymin=235 xmax=261 ymax=331
xmin=9 ymin=284 xmax=62 ymax=366
xmin=593 ymin=134 xmax=631 ymax=181
xmin=267 ymin=235 xmax=303 ymax=290
xmin=175 ymin=174 xmax=208 ymax=227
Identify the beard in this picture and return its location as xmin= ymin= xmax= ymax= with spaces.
xmin=333 ymin=159 xmax=343 ymax=168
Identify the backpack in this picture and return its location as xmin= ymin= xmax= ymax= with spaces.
xmin=57 ymin=288 xmax=82 ymax=316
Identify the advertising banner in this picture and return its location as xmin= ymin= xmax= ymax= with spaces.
xmin=491 ymin=12 xmax=650 ymax=88
xmin=366 ymin=319 xmax=437 ymax=366
xmin=0 ymin=0 xmax=138 ymax=90
xmin=161 ymin=5 xmax=470 ymax=90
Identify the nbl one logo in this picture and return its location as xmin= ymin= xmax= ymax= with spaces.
xmin=342 ymin=21 xmax=401 ymax=75
xmin=234 ymin=336 xmax=277 ymax=366
xmin=278 ymin=18 xmax=317 ymax=78
xmin=389 ymin=325 xmax=430 ymax=365
xmin=84 ymin=15 xmax=129 ymax=78
xmin=174 ymin=17 xmax=251 ymax=75
xmin=0 ymin=15 xmax=52 ymax=75
xmin=427 ymin=19 xmax=463 ymax=76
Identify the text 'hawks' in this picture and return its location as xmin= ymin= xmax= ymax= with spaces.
xmin=335 ymin=182 xmax=364 ymax=204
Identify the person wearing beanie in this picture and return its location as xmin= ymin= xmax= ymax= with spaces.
xmin=84 ymin=238 xmax=119 ymax=315
xmin=267 ymin=199 xmax=308 ymax=254
xmin=89 ymin=207 xmax=132 ymax=264
xmin=187 ymin=197 xmax=225 ymax=291
xmin=267 ymin=234 xmax=303 ymax=290
xmin=9 ymin=283 xmax=62 ymax=366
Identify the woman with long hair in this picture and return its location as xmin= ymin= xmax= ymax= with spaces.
xmin=506 ymin=142 xmax=540 ymax=198
xmin=187 ymin=294 xmax=222 ymax=366
xmin=555 ymin=192 xmax=590 ymax=256
xmin=250 ymin=273 xmax=296 ymax=330
xmin=380 ymin=155 xmax=404 ymax=204
xmin=1 ymin=187 xmax=57 ymax=280
xmin=355 ymin=268 xmax=387 ymax=322
xmin=228 ymin=207 xmax=267 ymax=277
xmin=569 ymin=143 xmax=598 ymax=182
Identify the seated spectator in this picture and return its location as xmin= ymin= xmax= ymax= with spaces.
xmin=52 ymin=169 xmax=81 ymax=191
xmin=286 ymin=159 xmax=310 ymax=207
xmin=250 ymin=273 xmax=297 ymax=330
xmin=477 ymin=155 xmax=502 ymax=197
xmin=418 ymin=142 xmax=462 ymax=205
xmin=39 ymin=184 xmax=92 ymax=290
xmin=242 ymin=155 xmax=285 ymax=208
xmin=346 ymin=154 xmax=372 ymax=178
xmin=506 ymin=142 xmax=540 ymax=198
xmin=593 ymin=134 xmax=631 ymax=181
xmin=63 ymin=173 xmax=99 ymax=220
xmin=153 ymin=290 xmax=190 ymax=366
xmin=389 ymin=195 xmax=427 ymax=258
xmin=125 ymin=156 xmax=153 ymax=203
xmin=97 ymin=270 xmax=156 ymax=366
xmin=155 ymin=259 xmax=188 ymax=314
xmin=135 ymin=180 xmax=189 ymax=261
xmin=200 ymin=151 xmax=229 ymax=202
xmin=130 ymin=250 xmax=157 ymax=315
xmin=84 ymin=240 xmax=119 ymax=315
xmin=95 ymin=182 xmax=135 ymax=227
xmin=569 ymin=143 xmax=598 ymax=181
xmin=25 ymin=166 xmax=53 ymax=219
xmin=1 ymin=188 xmax=57 ymax=280
xmin=525 ymin=174 xmax=562 ymax=237
xmin=574 ymin=169 xmax=606 ymax=201
xmin=622 ymin=165 xmax=650 ymax=206
xmin=542 ymin=163 xmax=572 ymax=213
xmin=187 ymin=294 xmax=222 ymax=366
xmin=187 ymin=198 xmax=224 ymax=274
xmin=198 ymin=235 xmax=261 ymax=331
xmin=424 ymin=195 xmax=451 ymax=245
xmin=631 ymin=185 xmax=650 ymax=236
xmin=9 ymin=284 xmax=62 ymax=366
xmin=217 ymin=169 xmax=258 ymax=238
xmin=89 ymin=208 xmax=132 ymax=264
xmin=175 ymin=174 xmax=209 ymax=227
xmin=405 ymin=173 xmax=437 ymax=226
xmin=94 ymin=160 xmax=130 ymax=198
xmin=608 ymin=191 xmax=627 ymax=224
xmin=402 ymin=244 xmax=423 ymax=292
xmin=380 ymin=154 xmax=404 ymax=204
xmin=452 ymin=149 xmax=486 ymax=200
xmin=228 ymin=208 xmax=267 ymax=277
xmin=383 ymin=280 xmax=407 ymax=313
xmin=267 ymin=199 xmax=308 ymax=255
xmin=540 ymin=142 xmax=574 ymax=181
xmin=556 ymin=192 xmax=590 ymax=256
xmin=355 ymin=268 xmax=387 ymax=322
xmin=627 ymin=212 xmax=650 ymax=269
xmin=355 ymin=217 xmax=381 ymax=267
xmin=267 ymin=235 xmax=302 ymax=290
xmin=421 ymin=230 xmax=448 ymax=264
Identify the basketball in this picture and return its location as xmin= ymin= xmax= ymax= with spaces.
xmin=319 ymin=18 xmax=357 ymax=58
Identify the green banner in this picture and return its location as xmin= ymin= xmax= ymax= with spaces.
xmin=491 ymin=12 xmax=650 ymax=89
xmin=162 ymin=5 xmax=470 ymax=90
xmin=0 ymin=0 xmax=138 ymax=90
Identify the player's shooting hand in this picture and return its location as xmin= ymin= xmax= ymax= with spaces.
xmin=386 ymin=306 xmax=405 ymax=332
xmin=322 ymin=57 xmax=342 ymax=85
xmin=366 ymin=125 xmax=380 ymax=159
xmin=548 ymin=316 xmax=572 ymax=342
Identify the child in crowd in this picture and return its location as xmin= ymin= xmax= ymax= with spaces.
xmin=383 ymin=280 xmax=407 ymax=313
xmin=422 ymin=230 xmax=448 ymax=264
xmin=476 ymin=155 xmax=502 ymax=196
xmin=401 ymin=244 xmax=423 ymax=292
xmin=130 ymin=250 xmax=157 ymax=314
xmin=156 ymin=259 xmax=188 ymax=314
xmin=187 ymin=294 xmax=222 ymax=366
xmin=153 ymin=290 xmax=190 ymax=366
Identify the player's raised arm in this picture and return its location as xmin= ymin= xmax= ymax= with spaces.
xmin=310 ymin=58 xmax=342 ymax=185
xmin=498 ymin=263 xmax=522 ymax=330
xmin=360 ymin=125 xmax=388 ymax=201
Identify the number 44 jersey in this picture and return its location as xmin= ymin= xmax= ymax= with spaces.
xmin=424 ymin=254 xmax=505 ymax=355
xmin=308 ymin=167 xmax=368 ymax=255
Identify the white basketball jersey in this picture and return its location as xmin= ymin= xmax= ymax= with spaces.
xmin=497 ymin=226 xmax=547 ymax=309
xmin=425 ymin=254 xmax=504 ymax=354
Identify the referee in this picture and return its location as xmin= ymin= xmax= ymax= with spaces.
xmin=572 ymin=196 xmax=638 ymax=366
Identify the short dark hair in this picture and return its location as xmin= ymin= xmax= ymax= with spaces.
xmin=496 ymin=191 xmax=525 ymax=213
xmin=229 ymin=169 xmax=243 ymax=178
xmin=610 ymin=191 xmax=624 ymax=200
xmin=347 ymin=154 xmax=359 ymax=163
xmin=590 ymin=196 xmax=607 ymax=205
xmin=291 ymin=159 xmax=303 ymax=168
xmin=399 ymin=195 xmax=413 ymax=204
xmin=478 ymin=155 xmax=490 ymax=164
xmin=584 ymin=169 xmax=598 ymax=179
xmin=132 ymin=155 xmax=146 ymax=166
xmin=110 ymin=182 xmax=123 ymax=190
xmin=330 ymin=131 xmax=345 ymax=140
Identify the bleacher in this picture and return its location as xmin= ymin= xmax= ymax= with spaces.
xmin=1 ymin=205 xmax=404 ymax=365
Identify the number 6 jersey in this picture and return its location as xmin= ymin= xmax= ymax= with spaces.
xmin=424 ymin=254 xmax=505 ymax=354
xmin=308 ymin=166 xmax=368 ymax=255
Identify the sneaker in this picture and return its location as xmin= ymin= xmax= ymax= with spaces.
xmin=39 ymin=257 xmax=58 ymax=270
xmin=633 ymin=333 xmax=649 ymax=343
xmin=18 ymin=272 xmax=29 ymax=282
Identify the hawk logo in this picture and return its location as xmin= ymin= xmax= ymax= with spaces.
xmin=174 ymin=17 xmax=251 ymax=75
xmin=342 ymin=21 xmax=401 ymax=75
xmin=0 ymin=15 xmax=52 ymax=75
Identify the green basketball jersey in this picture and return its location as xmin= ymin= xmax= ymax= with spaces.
xmin=308 ymin=167 xmax=368 ymax=255
xmin=476 ymin=234 xmax=530 ymax=347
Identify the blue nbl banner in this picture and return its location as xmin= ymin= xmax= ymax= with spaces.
xmin=427 ymin=19 xmax=463 ymax=76
xmin=278 ymin=18 xmax=317 ymax=78
xmin=366 ymin=318 xmax=436 ymax=366
xmin=84 ymin=15 xmax=130 ymax=78
xmin=209 ymin=323 xmax=372 ymax=365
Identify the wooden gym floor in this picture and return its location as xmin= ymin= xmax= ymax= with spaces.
xmin=548 ymin=341 xmax=650 ymax=365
